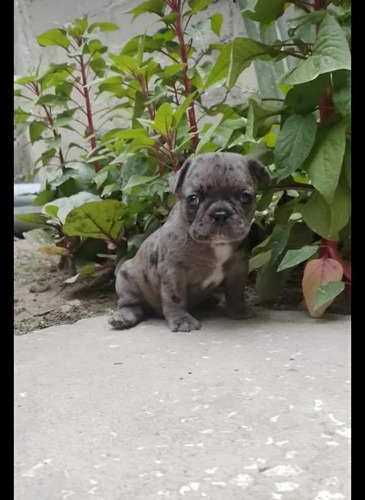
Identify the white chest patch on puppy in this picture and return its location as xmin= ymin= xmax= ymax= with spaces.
xmin=202 ymin=244 xmax=232 ymax=289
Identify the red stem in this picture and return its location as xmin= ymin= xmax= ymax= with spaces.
xmin=32 ymin=82 xmax=65 ymax=165
xmin=138 ymin=76 xmax=165 ymax=177
xmin=172 ymin=2 xmax=199 ymax=150
xmin=165 ymin=132 xmax=179 ymax=172
xmin=78 ymin=52 xmax=100 ymax=173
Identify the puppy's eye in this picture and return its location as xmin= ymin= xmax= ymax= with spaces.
xmin=187 ymin=194 xmax=200 ymax=206
xmin=240 ymin=192 xmax=253 ymax=204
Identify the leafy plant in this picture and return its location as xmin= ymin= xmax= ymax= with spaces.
xmin=15 ymin=0 xmax=351 ymax=317
xmin=235 ymin=0 xmax=351 ymax=316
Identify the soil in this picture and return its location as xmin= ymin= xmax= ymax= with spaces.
xmin=14 ymin=238 xmax=350 ymax=335
xmin=14 ymin=238 xmax=117 ymax=335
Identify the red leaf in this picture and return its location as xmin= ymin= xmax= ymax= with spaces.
xmin=302 ymin=257 xmax=343 ymax=318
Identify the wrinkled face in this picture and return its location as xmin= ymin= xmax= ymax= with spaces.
xmin=175 ymin=153 xmax=269 ymax=244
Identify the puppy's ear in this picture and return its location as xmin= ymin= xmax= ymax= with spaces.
xmin=169 ymin=156 xmax=194 ymax=195
xmin=247 ymin=157 xmax=271 ymax=187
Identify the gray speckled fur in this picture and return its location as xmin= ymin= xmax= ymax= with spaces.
xmin=109 ymin=153 xmax=270 ymax=332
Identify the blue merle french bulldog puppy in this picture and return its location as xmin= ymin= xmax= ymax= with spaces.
xmin=109 ymin=153 xmax=270 ymax=332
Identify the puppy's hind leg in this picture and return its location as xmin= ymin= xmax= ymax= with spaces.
xmin=109 ymin=262 xmax=146 ymax=329
xmin=108 ymin=304 xmax=145 ymax=329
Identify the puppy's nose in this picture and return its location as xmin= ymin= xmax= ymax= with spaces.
xmin=211 ymin=210 xmax=231 ymax=225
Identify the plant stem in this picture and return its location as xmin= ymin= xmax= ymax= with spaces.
xmin=138 ymin=75 xmax=165 ymax=176
xmin=171 ymin=0 xmax=199 ymax=150
xmin=76 ymin=42 xmax=100 ymax=173
xmin=165 ymin=132 xmax=180 ymax=172
xmin=31 ymin=82 xmax=65 ymax=165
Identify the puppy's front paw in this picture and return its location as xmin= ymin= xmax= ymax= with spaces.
xmin=168 ymin=314 xmax=201 ymax=333
xmin=226 ymin=303 xmax=256 ymax=320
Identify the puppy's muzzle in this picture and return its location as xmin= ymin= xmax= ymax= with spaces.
xmin=211 ymin=210 xmax=232 ymax=225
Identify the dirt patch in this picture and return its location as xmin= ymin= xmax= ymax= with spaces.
xmin=14 ymin=238 xmax=117 ymax=335
xmin=14 ymin=238 xmax=350 ymax=335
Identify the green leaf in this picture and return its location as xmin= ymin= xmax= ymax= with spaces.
xmin=188 ymin=0 xmax=215 ymax=14
xmin=121 ymin=156 xmax=152 ymax=186
xmin=109 ymin=54 xmax=140 ymax=75
xmin=32 ymin=189 xmax=56 ymax=206
xmin=287 ymin=10 xmax=327 ymax=38
xmin=274 ymin=114 xmax=317 ymax=181
xmin=84 ymin=39 xmax=108 ymax=57
xmin=88 ymin=22 xmax=119 ymax=32
xmin=47 ymin=135 xmax=62 ymax=151
xmin=302 ymin=179 xmax=351 ymax=240
xmin=53 ymin=109 xmax=77 ymax=128
xmin=93 ymin=170 xmax=109 ymax=189
xmin=39 ymin=63 xmax=75 ymax=90
xmin=161 ymin=12 xmax=178 ymax=24
xmin=205 ymin=38 xmax=282 ymax=90
xmin=122 ymin=35 xmax=163 ymax=56
xmin=186 ymin=20 xmax=211 ymax=51
xmin=37 ymin=29 xmax=70 ymax=50
xmin=270 ymin=223 xmax=292 ymax=261
xmin=277 ymin=245 xmax=319 ymax=272
xmin=128 ymin=0 xmax=165 ymax=20
xmin=163 ymin=63 xmax=186 ymax=79
xmin=75 ymin=16 xmax=88 ymax=34
xmin=101 ymin=128 xmax=150 ymax=143
xmin=56 ymin=81 xmax=73 ymax=98
xmin=285 ymin=74 xmax=329 ymax=114
xmin=172 ymin=92 xmax=196 ymax=129
xmin=284 ymin=15 xmax=351 ymax=85
xmin=37 ymin=94 xmax=68 ymax=107
xmin=14 ymin=108 xmax=30 ymax=123
xmin=63 ymin=200 xmax=126 ymax=241
xmin=243 ymin=0 xmax=287 ymax=24
xmin=123 ymin=175 xmax=156 ymax=192
xmin=256 ymin=187 xmax=275 ymax=211
xmin=274 ymin=198 xmax=300 ymax=225
xmin=44 ymin=192 xmax=100 ymax=224
xmin=64 ymin=264 xmax=101 ymax=284
xmin=101 ymin=183 xmax=121 ymax=197
xmin=227 ymin=38 xmax=282 ymax=89
xmin=256 ymin=259 xmax=291 ymax=302
xmin=35 ymin=148 xmax=56 ymax=167
xmin=211 ymin=13 xmax=223 ymax=36
xmin=15 ymin=75 xmax=37 ymax=85
xmin=196 ymin=122 xmax=220 ymax=154
xmin=43 ymin=204 xmax=59 ymax=217
xmin=129 ymin=135 xmax=156 ymax=151
xmin=15 ymin=213 xmax=49 ymax=226
xmin=29 ymin=122 xmax=46 ymax=144
xmin=246 ymin=98 xmax=282 ymax=140
xmin=332 ymin=70 xmax=351 ymax=118
xmin=307 ymin=120 xmax=347 ymax=204
xmin=249 ymin=249 xmax=272 ymax=273
xmin=154 ymin=102 xmax=173 ymax=135
xmin=90 ymin=57 xmax=107 ymax=77
xmin=313 ymin=281 xmax=345 ymax=312
xmin=205 ymin=44 xmax=231 ymax=89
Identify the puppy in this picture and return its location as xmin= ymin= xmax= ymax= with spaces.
xmin=109 ymin=153 xmax=270 ymax=332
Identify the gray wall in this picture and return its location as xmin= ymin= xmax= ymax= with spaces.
xmin=14 ymin=0 xmax=257 ymax=181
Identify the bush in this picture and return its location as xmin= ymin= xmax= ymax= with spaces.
xmin=14 ymin=0 xmax=351 ymax=316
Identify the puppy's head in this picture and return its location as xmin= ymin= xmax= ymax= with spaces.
xmin=171 ymin=153 xmax=270 ymax=244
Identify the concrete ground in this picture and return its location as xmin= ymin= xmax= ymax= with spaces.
xmin=15 ymin=309 xmax=351 ymax=500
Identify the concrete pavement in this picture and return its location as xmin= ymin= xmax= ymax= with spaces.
xmin=15 ymin=309 xmax=351 ymax=500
